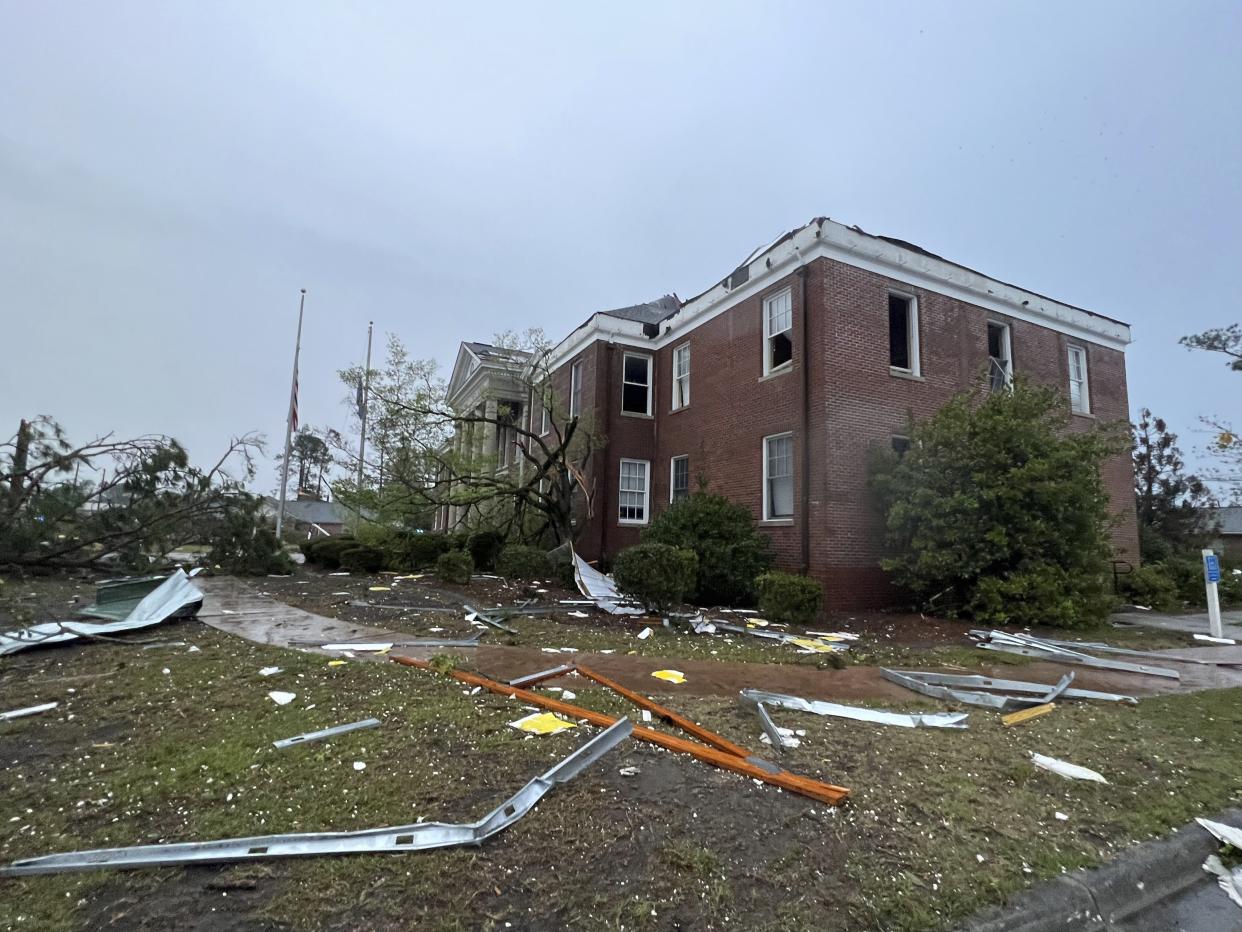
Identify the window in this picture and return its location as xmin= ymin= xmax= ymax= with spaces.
xmin=672 ymin=344 xmax=690 ymax=410
xmin=540 ymin=401 xmax=549 ymax=435
xmin=621 ymin=353 xmax=652 ymax=415
xmin=1067 ymin=345 xmax=1090 ymax=414
xmin=569 ymin=361 xmax=583 ymax=418
xmin=987 ymin=321 xmax=1013 ymax=391
xmin=891 ymin=436 xmax=911 ymax=460
xmin=495 ymin=401 xmax=522 ymax=468
xmin=763 ymin=288 xmax=793 ymax=375
xmin=888 ymin=293 xmax=919 ymax=374
xmin=618 ymin=459 xmax=650 ymax=524
xmin=763 ymin=433 xmax=794 ymax=520
xmin=670 ymin=455 xmax=689 ymax=502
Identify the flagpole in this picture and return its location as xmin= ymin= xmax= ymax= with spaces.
xmin=275 ymin=289 xmax=306 ymax=539
xmin=356 ymin=321 xmax=373 ymax=490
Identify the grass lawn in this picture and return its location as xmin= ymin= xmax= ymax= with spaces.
xmin=2 ymin=574 xmax=1239 ymax=930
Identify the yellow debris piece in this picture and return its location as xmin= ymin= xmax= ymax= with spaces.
xmin=1001 ymin=703 xmax=1055 ymax=727
xmin=651 ymin=669 xmax=687 ymax=684
xmin=746 ymin=619 xmax=770 ymax=628
xmin=508 ymin=712 xmax=578 ymax=735
xmin=789 ymin=638 xmax=837 ymax=653
xmin=327 ymin=660 xmax=347 ymax=667
xmin=368 ymin=586 xmax=392 ymax=592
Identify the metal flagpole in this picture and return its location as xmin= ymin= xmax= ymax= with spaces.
xmin=356 ymin=321 xmax=373 ymax=490
xmin=275 ymin=289 xmax=306 ymax=539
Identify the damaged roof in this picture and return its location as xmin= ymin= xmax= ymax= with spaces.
xmin=597 ymin=295 xmax=681 ymax=326
xmin=463 ymin=341 xmax=532 ymax=363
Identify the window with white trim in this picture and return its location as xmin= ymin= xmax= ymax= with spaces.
xmin=763 ymin=433 xmax=794 ymax=520
xmin=621 ymin=353 xmax=652 ymax=415
xmin=670 ymin=455 xmax=689 ymax=502
xmin=672 ymin=344 xmax=690 ymax=409
xmin=618 ymin=458 xmax=650 ymax=524
xmin=888 ymin=293 xmax=919 ymax=374
xmin=540 ymin=401 xmax=549 ymax=435
xmin=987 ymin=321 xmax=1013 ymax=392
xmin=569 ymin=361 xmax=583 ymax=418
xmin=1067 ymin=345 xmax=1090 ymax=414
xmin=763 ymin=288 xmax=793 ymax=375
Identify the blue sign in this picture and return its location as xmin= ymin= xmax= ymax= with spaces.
xmin=1205 ymin=554 xmax=1221 ymax=584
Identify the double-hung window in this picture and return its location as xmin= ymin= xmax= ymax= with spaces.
xmin=672 ymin=344 xmax=690 ymax=409
xmin=1067 ymin=345 xmax=1090 ymax=414
xmin=569 ymin=361 xmax=583 ymax=418
xmin=670 ymin=455 xmax=689 ymax=502
xmin=763 ymin=433 xmax=794 ymax=521
xmin=888 ymin=293 xmax=919 ymax=375
xmin=618 ymin=459 xmax=650 ymax=524
xmin=621 ymin=353 xmax=652 ymax=415
xmin=987 ymin=321 xmax=1013 ymax=391
xmin=763 ymin=288 xmax=793 ymax=375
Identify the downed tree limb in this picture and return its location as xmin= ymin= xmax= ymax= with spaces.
xmin=390 ymin=655 xmax=850 ymax=806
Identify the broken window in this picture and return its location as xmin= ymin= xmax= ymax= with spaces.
xmin=888 ymin=293 xmax=917 ymax=372
xmin=1067 ymin=345 xmax=1090 ymax=414
xmin=763 ymin=433 xmax=793 ymax=520
xmin=987 ymin=321 xmax=1012 ymax=391
xmin=763 ymin=288 xmax=793 ymax=374
xmin=621 ymin=353 xmax=652 ymax=415
xmin=618 ymin=459 xmax=650 ymax=524
xmin=670 ymin=455 xmax=689 ymax=502
xmin=569 ymin=361 xmax=583 ymax=418
xmin=495 ymin=401 xmax=522 ymax=468
xmin=891 ymin=436 xmax=911 ymax=460
xmin=672 ymin=344 xmax=690 ymax=410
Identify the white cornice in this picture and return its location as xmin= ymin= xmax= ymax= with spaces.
xmin=544 ymin=218 xmax=1132 ymax=370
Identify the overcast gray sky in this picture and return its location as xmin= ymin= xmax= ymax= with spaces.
xmin=3 ymin=2 xmax=1240 ymax=491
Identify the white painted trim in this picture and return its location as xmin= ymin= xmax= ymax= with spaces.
xmin=987 ymin=319 xmax=1014 ymax=390
xmin=618 ymin=457 xmax=651 ymax=525
xmin=762 ymin=432 xmax=794 ymax=522
xmin=671 ymin=343 xmax=690 ymax=410
xmin=669 ymin=454 xmax=689 ymax=503
xmin=621 ymin=351 xmax=653 ymax=416
xmin=762 ymin=287 xmax=794 ymax=376
xmin=569 ymin=360 xmax=583 ymax=418
xmin=544 ymin=217 xmax=1131 ymax=372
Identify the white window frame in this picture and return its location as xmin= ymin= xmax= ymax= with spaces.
xmin=987 ymin=320 xmax=1013 ymax=391
xmin=671 ymin=344 xmax=690 ymax=410
xmin=618 ymin=458 xmax=651 ymax=525
xmin=762 ymin=287 xmax=793 ymax=376
xmin=669 ymin=454 xmax=689 ymax=503
xmin=540 ymin=401 xmax=549 ymax=435
xmin=621 ymin=352 xmax=653 ymax=416
xmin=762 ymin=432 xmax=794 ymax=522
xmin=1067 ymin=344 xmax=1090 ymax=414
xmin=569 ymin=361 xmax=583 ymax=418
xmin=888 ymin=291 xmax=920 ymax=376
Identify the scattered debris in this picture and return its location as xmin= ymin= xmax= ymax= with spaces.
xmin=971 ymin=630 xmax=1181 ymax=679
xmin=709 ymin=621 xmax=848 ymax=653
xmin=1054 ymin=811 xmax=1069 ymax=821
xmin=1195 ymin=634 xmax=1238 ymax=645
xmin=0 ymin=569 xmax=204 ymax=657
xmin=1197 ymin=817 xmax=1242 ymax=851
xmin=619 ymin=766 xmax=640 ymax=777
xmin=258 ymin=667 xmax=283 ymax=677
xmin=567 ymin=611 xmax=590 ymax=619
xmin=651 ymin=670 xmax=686 ymax=684
xmin=1 ymin=720 xmax=632 ymax=875
xmin=509 ymin=712 xmax=578 ymax=735
xmin=571 ymin=548 xmax=644 ymax=614
xmin=462 ymin=605 xmax=518 ymax=635
xmin=352 ymin=761 xmax=367 ymax=771
xmin=747 ymin=700 xmax=798 ymax=752
xmin=393 ymin=656 xmax=850 ymax=806
xmin=273 ymin=718 xmax=381 ymax=750
xmin=881 ymin=669 xmax=1135 ymax=710
xmin=637 ymin=627 xmax=653 ymax=640
xmin=1030 ymin=752 xmax=1108 ymax=784
xmin=141 ymin=640 xmax=189 ymax=649
xmin=741 ymin=688 xmax=968 ymax=729
xmin=320 ymin=643 xmax=393 ymax=653
xmin=0 ymin=702 xmax=58 ymax=722
xmin=1001 ymin=703 xmax=1055 ymax=727
xmin=1202 ymin=856 xmax=1242 ymax=909
xmin=508 ymin=664 xmax=576 ymax=689
xmin=368 ymin=586 xmax=391 ymax=592
xmin=267 ymin=691 xmax=296 ymax=706
xmin=327 ymin=660 xmax=346 ymax=667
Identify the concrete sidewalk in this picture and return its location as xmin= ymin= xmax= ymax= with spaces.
xmin=1117 ymin=608 xmax=1242 ymax=643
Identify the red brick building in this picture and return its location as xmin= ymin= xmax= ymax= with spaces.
xmin=441 ymin=217 xmax=1138 ymax=609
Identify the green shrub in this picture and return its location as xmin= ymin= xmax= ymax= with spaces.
xmin=298 ymin=539 xmax=320 ymax=559
xmin=205 ymin=503 xmax=294 ymax=576
xmin=756 ymin=571 xmax=823 ymax=626
xmin=642 ymin=493 xmax=772 ymax=606
xmin=305 ymin=536 xmax=356 ymax=569
xmin=1118 ymin=564 xmax=1180 ymax=611
xmin=467 ymin=530 xmax=507 ymax=572
xmin=436 ymin=549 xmax=474 ymax=585
xmin=339 ymin=545 xmax=385 ymax=574
xmin=870 ymin=380 xmax=1124 ymax=628
xmin=396 ymin=532 xmax=455 ymax=569
xmin=496 ymin=545 xmax=551 ymax=581
xmin=612 ymin=543 xmax=698 ymax=614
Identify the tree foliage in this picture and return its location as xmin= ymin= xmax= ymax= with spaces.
xmin=1180 ymin=325 xmax=1242 ymax=371
xmin=1 ymin=416 xmax=269 ymax=571
xmin=870 ymin=380 xmax=1125 ymax=628
xmin=1132 ymin=408 xmax=1215 ymax=562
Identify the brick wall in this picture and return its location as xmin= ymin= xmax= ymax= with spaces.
xmin=553 ymin=255 xmax=1138 ymax=606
